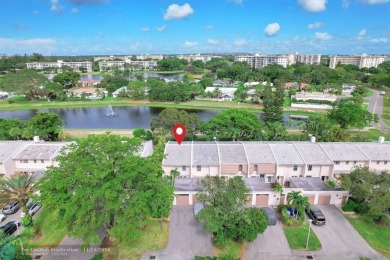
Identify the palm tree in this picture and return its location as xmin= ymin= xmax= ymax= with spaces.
xmin=0 ymin=173 xmax=37 ymax=219
xmin=273 ymin=183 xmax=283 ymax=203
xmin=287 ymin=191 xmax=310 ymax=218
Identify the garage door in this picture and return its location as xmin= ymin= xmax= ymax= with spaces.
xmin=317 ymin=195 xmax=331 ymax=205
xmin=305 ymin=195 xmax=315 ymax=205
xmin=256 ymin=194 xmax=269 ymax=205
xmin=176 ymin=194 xmax=189 ymax=205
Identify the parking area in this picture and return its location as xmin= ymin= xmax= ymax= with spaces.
xmin=292 ymin=205 xmax=387 ymax=260
xmin=142 ymin=206 xmax=214 ymax=260
xmin=246 ymin=219 xmax=293 ymax=260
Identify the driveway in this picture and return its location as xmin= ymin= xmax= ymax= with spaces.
xmin=142 ymin=206 xmax=214 ymax=260
xmin=292 ymin=205 xmax=387 ymax=260
xmin=246 ymin=220 xmax=292 ymax=260
xmin=368 ymin=89 xmax=390 ymax=134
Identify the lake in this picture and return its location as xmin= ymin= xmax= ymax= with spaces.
xmin=0 ymin=106 xmax=303 ymax=129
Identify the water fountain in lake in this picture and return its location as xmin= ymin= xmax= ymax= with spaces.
xmin=106 ymin=105 xmax=117 ymax=117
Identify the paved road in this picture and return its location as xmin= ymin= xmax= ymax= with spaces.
xmin=246 ymin=220 xmax=292 ymax=260
xmin=368 ymin=89 xmax=390 ymax=134
xmin=142 ymin=206 xmax=214 ymax=260
xmin=292 ymin=205 xmax=387 ymax=260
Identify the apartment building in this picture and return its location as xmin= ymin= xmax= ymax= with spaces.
xmin=235 ymin=54 xmax=289 ymax=69
xmin=164 ymin=140 xmax=389 ymax=206
xmin=26 ymin=60 xmax=92 ymax=72
xmin=177 ymin=54 xmax=222 ymax=63
xmin=98 ymin=60 xmax=157 ymax=71
xmin=136 ymin=54 xmax=164 ymax=60
xmin=329 ymin=54 xmax=385 ymax=69
xmin=289 ymin=53 xmax=321 ymax=65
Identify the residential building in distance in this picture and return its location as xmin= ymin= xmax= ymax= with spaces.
xmin=236 ymin=53 xmax=321 ymax=69
xmin=93 ymin=56 xmax=127 ymax=61
xmin=135 ymin=54 xmax=164 ymax=60
xmin=177 ymin=54 xmax=222 ymax=63
xmin=98 ymin=59 xmax=157 ymax=71
xmin=204 ymin=87 xmax=237 ymax=101
xmin=288 ymin=53 xmax=321 ymax=65
xmin=329 ymin=54 xmax=385 ymax=69
xmin=26 ymin=60 xmax=92 ymax=72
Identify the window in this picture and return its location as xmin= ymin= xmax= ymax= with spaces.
xmin=308 ymin=165 xmax=312 ymax=171
xmin=346 ymin=161 xmax=349 ymax=165
xmin=293 ymin=165 xmax=298 ymax=171
xmin=181 ymin=166 xmax=186 ymax=171
xmin=385 ymin=161 xmax=388 ymax=165
xmin=254 ymin=165 xmax=258 ymax=172
xmin=238 ymin=164 xmax=243 ymax=171
xmin=335 ymin=161 xmax=340 ymax=165
xmin=376 ymin=161 xmax=380 ymax=165
xmin=260 ymin=174 xmax=264 ymax=178
xmin=20 ymin=160 xmax=28 ymax=163
xmin=267 ymin=176 xmax=272 ymax=183
xmin=33 ymin=160 xmax=37 ymax=163
xmin=41 ymin=160 xmax=44 ymax=163
xmin=197 ymin=165 xmax=201 ymax=171
xmin=353 ymin=161 xmax=357 ymax=165
xmin=306 ymin=175 xmax=312 ymax=177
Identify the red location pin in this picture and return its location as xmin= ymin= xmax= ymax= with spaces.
xmin=172 ymin=124 xmax=187 ymax=145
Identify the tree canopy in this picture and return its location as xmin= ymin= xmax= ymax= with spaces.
xmin=52 ymin=72 xmax=81 ymax=89
xmin=196 ymin=176 xmax=268 ymax=247
xmin=261 ymin=85 xmax=284 ymax=123
xmin=37 ymin=134 xmax=174 ymax=246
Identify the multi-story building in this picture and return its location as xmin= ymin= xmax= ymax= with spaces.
xmin=136 ymin=54 xmax=164 ymax=60
xmin=288 ymin=53 xmax=321 ymax=65
xmin=163 ymin=140 xmax=389 ymax=206
xmin=26 ymin=60 xmax=92 ymax=72
xmin=177 ymin=54 xmax=222 ymax=63
xmin=98 ymin=59 xmax=157 ymax=71
xmin=329 ymin=54 xmax=385 ymax=69
xmin=235 ymin=54 xmax=289 ymax=69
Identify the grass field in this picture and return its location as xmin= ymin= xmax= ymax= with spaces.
xmin=103 ymin=219 xmax=169 ymax=260
xmin=381 ymin=90 xmax=390 ymax=126
xmin=349 ymin=129 xmax=390 ymax=141
xmin=283 ymin=224 xmax=322 ymax=251
xmin=213 ymin=239 xmax=244 ymax=259
xmin=346 ymin=215 xmax=390 ymax=258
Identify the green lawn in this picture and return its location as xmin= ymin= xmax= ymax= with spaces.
xmin=283 ymin=96 xmax=291 ymax=107
xmin=382 ymin=91 xmax=390 ymax=126
xmin=104 ymin=219 xmax=169 ymax=260
xmin=346 ymin=215 xmax=390 ymax=258
xmin=213 ymin=239 xmax=243 ymax=259
xmin=283 ymin=224 xmax=322 ymax=251
xmin=27 ymin=207 xmax=68 ymax=248
xmin=350 ymin=129 xmax=390 ymax=141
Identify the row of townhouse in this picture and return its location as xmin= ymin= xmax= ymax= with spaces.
xmin=98 ymin=60 xmax=157 ymax=71
xmin=163 ymin=140 xmax=390 ymax=206
xmin=26 ymin=60 xmax=92 ymax=72
xmin=0 ymin=138 xmax=154 ymax=178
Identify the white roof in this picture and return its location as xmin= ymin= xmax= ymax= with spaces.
xmin=204 ymin=87 xmax=237 ymax=97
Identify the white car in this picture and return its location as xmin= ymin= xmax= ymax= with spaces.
xmin=0 ymin=214 xmax=6 ymax=223
xmin=20 ymin=203 xmax=41 ymax=218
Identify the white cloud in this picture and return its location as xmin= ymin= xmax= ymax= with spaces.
xmin=264 ymin=23 xmax=280 ymax=37
xmin=164 ymin=3 xmax=194 ymax=20
xmin=359 ymin=0 xmax=390 ymax=4
xmin=71 ymin=8 xmax=79 ymax=13
xmin=33 ymin=10 xmax=39 ymax=15
xmin=234 ymin=39 xmax=248 ymax=46
xmin=308 ymin=22 xmax=323 ymax=29
xmin=205 ymin=25 xmax=214 ymax=30
xmin=50 ymin=0 xmax=63 ymax=14
xmin=342 ymin=0 xmax=349 ymax=8
xmin=315 ymin=32 xmax=333 ymax=40
xmin=358 ymin=29 xmax=367 ymax=37
xmin=184 ymin=41 xmax=198 ymax=48
xmin=230 ymin=0 xmax=243 ymax=4
xmin=0 ymin=38 xmax=56 ymax=51
xmin=370 ymin=38 xmax=388 ymax=43
xmin=141 ymin=27 xmax=150 ymax=32
xmin=156 ymin=25 xmax=167 ymax=32
xmin=298 ymin=0 xmax=327 ymax=12
xmin=208 ymin=39 xmax=219 ymax=45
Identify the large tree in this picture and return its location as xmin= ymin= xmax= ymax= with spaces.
xmin=150 ymin=108 xmax=203 ymax=140
xmin=196 ymin=176 xmax=268 ymax=247
xmin=341 ymin=167 xmax=390 ymax=223
xmin=0 ymin=69 xmax=48 ymax=100
xmin=37 ymin=134 xmax=174 ymax=246
xmin=287 ymin=191 xmax=310 ymax=218
xmin=26 ymin=112 xmax=63 ymax=141
xmin=52 ymin=72 xmax=81 ymax=89
xmin=261 ymin=85 xmax=284 ymax=123
xmin=205 ymin=109 xmax=262 ymax=141
xmin=303 ymin=114 xmax=350 ymax=142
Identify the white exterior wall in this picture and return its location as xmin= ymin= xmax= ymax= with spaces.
xmin=332 ymin=161 xmax=368 ymax=172
xmin=14 ymin=159 xmax=52 ymax=170
xmin=305 ymin=165 xmax=322 ymax=177
xmin=368 ymin=161 xmax=389 ymax=172
xmin=163 ymin=166 xmax=190 ymax=177
xmin=191 ymin=166 xmax=212 ymax=177
xmin=277 ymin=165 xmax=305 ymax=178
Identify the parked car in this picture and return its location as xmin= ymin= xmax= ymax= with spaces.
xmin=261 ymin=207 xmax=277 ymax=225
xmin=0 ymin=221 xmax=20 ymax=236
xmin=0 ymin=214 xmax=6 ymax=223
xmin=20 ymin=203 xmax=42 ymax=218
xmin=2 ymin=201 xmax=20 ymax=215
xmin=193 ymin=203 xmax=204 ymax=217
xmin=380 ymin=91 xmax=385 ymax=95
xmin=306 ymin=207 xmax=326 ymax=225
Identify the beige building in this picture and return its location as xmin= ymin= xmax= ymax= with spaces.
xmin=177 ymin=54 xmax=221 ymax=63
xmin=26 ymin=60 xmax=92 ymax=72
xmin=98 ymin=60 xmax=157 ymax=71
xmin=329 ymin=54 xmax=385 ymax=69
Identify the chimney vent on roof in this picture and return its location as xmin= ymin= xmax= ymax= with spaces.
xmin=310 ymin=136 xmax=316 ymax=143
xmin=378 ymin=136 xmax=385 ymax=144
xmin=33 ymin=136 xmax=40 ymax=143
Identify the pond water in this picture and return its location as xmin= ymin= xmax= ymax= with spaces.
xmin=0 ymin=106 xmax=303 ymax=129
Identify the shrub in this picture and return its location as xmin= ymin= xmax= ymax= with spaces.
xmin=325 ymin=180 xmax=336 ymax=188
xmin=342 ymin=200 xmax=358 ymax=212
xmin=21 ymin=215 xmax=32 ymax=227
xmin=355 ymin=201 xmax=370 ymax=214
xmin=214 ymin=233 xmax=229 ymax=249
xmin=90 ymin=253 xmax=103 ymax=260
xmin=7 ymin=100 xmax=14 ymax=104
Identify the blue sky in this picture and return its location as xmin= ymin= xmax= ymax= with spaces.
xmin=1 ymin=0 xmax=389 ymax=55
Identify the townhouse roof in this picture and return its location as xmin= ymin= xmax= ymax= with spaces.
xmin=290 ymin=177 xmax=332 ymax=191
xmin=355 ymin=143 xmax=390 ymax=161
xmin=175 ymin=178 xmax=202 ymax=191
xmin=0 ymin=141 xmax=27 ymax=163
xmin=163 ymin=142 xmax=192 ymax=166
xmin=241 ymin=142 xmax=276 ymax=164
xmin=293 ymin=142 xmax=333 ymax=165
xmin=192 ymin=142 xmax=219 ymax=166
xmin=13 ymin=143 xmax=66 ymax=160
xmin=319 ymin=143 xmax=369 ymax=161
xmin=217 ymin=142 xmax=247 ymax=164
xmin=244 ymin=177 xmax=274 ymax=191
xmin=268 ymin=142 xmax=305 ymax=165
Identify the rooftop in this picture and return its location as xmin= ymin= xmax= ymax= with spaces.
xmin=241 ymin=142 xmax=276 ymax=164
xmin=289 ymin=177 xmax=332 ymax=191
xmin=320 ymin=143 xmax=369 ymax=161
xmin=192 ymin=142 xmax=219 ymax=166
xmin=355 ymin=143 xmax=390 ymax=161
xmin=163 ymin=142 xmax=192 ymax=166
xmin=13 ymin=144 xmax=64 ymax=160
xmin=217 ymin=142 xmax=247 ymax=163
xmin=269 ymin=143 xmax=305 ymax=165
xmin=293 ymin=142 xmax=333 ymax=165
xmin=0 ymin=141 xmax=27 ymax=163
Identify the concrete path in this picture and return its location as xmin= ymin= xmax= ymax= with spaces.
xmin=368 ymin=89 xmax=390 ymax=135
xmin=142 ymin=206 xmax=214 ymax=260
